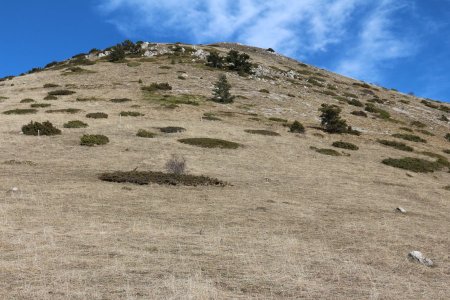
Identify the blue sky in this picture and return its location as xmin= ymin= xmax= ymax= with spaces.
xmin=1 ymin=0 xmax=450 ymax=102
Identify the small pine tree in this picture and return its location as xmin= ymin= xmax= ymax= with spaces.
xmin=289 ymin=120 xmax=305 ymax=133
xmin=206 ymin=51 xmax=223 ymax=68
xmin=212 ymin=74 xmax=234 ymax=103
xmin=225 ymin=50 xmax=252 ymax=75
xmin=109 ymin=45 xmax=125 ymax=62
xmin=319 ymin=104 xmax=349 ymax=133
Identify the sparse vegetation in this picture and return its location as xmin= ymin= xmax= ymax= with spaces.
xmin=30 ymin=103 xmax=51 ymax=108
xmin=411 ymin=120 xmax=426 ymax=128
xmin=332 ymin=141 xmax=359 ymax=150
xmin=382 ymin=157 xmax=443 ymax=173
xmin=269 ymin=117 xmax=288 ymax=123
xmin=392 ymin=133 xmax=427 ymax=143
xmin=22 ymin=121 xmax=61 ymax=136
xmin=64 ymin=120 xmax=88 ymax=128
xmin=212 ymin=74 xmax=235 ymax=103
xmin=80 ymin=134 xmax=109 ymax=146
xmin=313 ymin=147 xmax=341 ymax=156
xmin=178 ymin=138 xmax=240 ymax=149
xmin=141 ymin=83 xmax=172 ymax=92
xmin=86 ymin=112 xmax=108 ymax=119
xmin=110 ymin=98 xmax=132 ymax=103
xmin=377 ymin=140 xmax=413 ymax=152
xmin=119 ymin=111 xmax=144 ymax=117
xmin=46 ymin=108 xmax=81 ymax=114
xmin=417 ymin=129 xmax=435 ymax=136
xmin=4 ymin=109 xmax=37 ymax=115
xmin=48 ymin=90 xmax=76 ymax=96
xmin=165 ymin=155 xmax=186 ymax=175
xmin=136 ymin=129 xmax=156 ymax=138
xmin=259 ymin=89 xmax=270 ymax=93
xmin=43 ymin=83 xmax=59 ymax=88
xmin=245 ymin=129 xmax=280 ymax=136
xmin=289 ymin=121 xmax=305 ymax=133
xmin=351 ymin=110 xmax=368 ymax=117
xmin=202 ymin=113 xmax=221 ymax=121
xmin=347 ymin=99 xmax=363 ymax=107
xmin=20 ymin=98 xmax=34 ymax=103
xmin=44 ymin=95 xmax=58 ymax=100
xmin=99 ymin=170 xmax=225 ymax=186
xmin=159 ymin=127 xmax=185 ymax=133
xmin=399 ymin=127 xmax=413 ymax=132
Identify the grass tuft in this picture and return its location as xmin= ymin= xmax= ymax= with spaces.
xmin=178 ymin=138 xmax=240 ymax=149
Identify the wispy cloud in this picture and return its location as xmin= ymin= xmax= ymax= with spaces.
xmin=96 ymin=0 xmax=418 ymax=81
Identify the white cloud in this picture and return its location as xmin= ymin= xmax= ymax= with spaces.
xmin=97 ymin=0 xmax=417 ymax=80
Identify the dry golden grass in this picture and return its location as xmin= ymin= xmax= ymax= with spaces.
xmin=0 ymin=43 xmax=449 ymax=299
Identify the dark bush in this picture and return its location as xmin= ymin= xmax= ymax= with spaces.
xmin=392 ymin=133 xmax=427 ymax=143
xmin=20 ymin=98 xmax=34 ymax=103
xmin=119 ymin=111 xmax=144 ymax=117
xmin=225 ymin=50 xmax=252 ymax=75
xmin=289 ymin=121 xmax=305 ymax=133
xmin=259 ymin=89 xmax=270 ymax=93
xmin=136 ymin=129 xmax=156 ymax=138
xmin=159 ymin=126 xmax=185 ymax=133
xmin=46 ymin=108 xmax=81 ymax=114
xmin=178 ymin=138 xmax=240 ymax=149
xmin=269 ymin=117 xmax=288 ymax=123
xmin=245 ymin=129 xmax=280 ymax=136
xmin=108 ymin=44 xmax=126 ymax=62
xmin=48 ymin=90 xmax=76 ymax=96
xmin=141 ymin=82 xmax=172 ymax=92
xmin=382 ymin=157 xmax=443 ymax=173
xmin=212 ymin=74 xmax=234 ymax=103
xmin=3 ymin=109 xmax=37 ymax=115
xmin=43 ymin=83 xmax=60 ymax=88
xmin=22 ymin=121 xmax=61 ymax=136
xmin=440 ymin=115 xmax=449 ymax=122
xmin=332 ymin=141 xmax=359 ymax=150
xmin=99 ymin=170 xmax=225 ymax=186
xmin=351 ymin=110 xmax=368 ymax=117
xmin=417 ymin=129 xmax=435 ymax=136
xmin=319 ymin=104 xmax=349 ymax=134
xmin=313 ymin=147 xmax=341 ymax=156
xmin=80 ymin=134 xmax=109 ymax=146
xmin=445 ymin=133 xmax=450 ymax=142
xmin=206 ymin=51 xmax=224 ymax=68
xmin=347 ymin=99 xmax=363 ymax=107
xmin=86 ymin=112 xmax=108 ymax=119
xmin=399 ymin=127 xmax=413 ymax=132
xmin=31 ymin=103 xmax=51 ymax=108
xmin=411 ymin=120 xmax=426 ymax=128
xmin=64 ymin=120 xmax=88 ymax=128
xmin=110 ymin=98 xmax=132 ymax=103
xmin=377 ymin=140 xmax=413 ymax=152
xmin=44 ymin=95 xmax=58 ymax=100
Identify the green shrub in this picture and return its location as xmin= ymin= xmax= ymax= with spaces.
xmin=440 ymin=115 xmax=449 ymax=122
xmin=160 ymin=126 xmax=185 ymax=133
xmin=136 ymin=129 xmax=156 ymax=138
xmin=347 ymin=99 xmax=363 ymax=107
xmin=20 ymin=98 xmax=34 ymax=103
xmin=444 ymin=185 xmax=450 ymax=191
xmin=31 ymin=103 xmax=51 ymax=108
xmin=141 ymin=82 xmax=172 ymax=92
xmin=119 ymin=111 xmax=144 ymax=117
xmin=64 ymin=120 xmax=88 ymax=128
xmin=351 ymin=110 xmax=367 ymax=117
xmin=110 ymin=98 xmax=132 ymax=103
xmin=3 ymin=109 xmax=37 ymax=115
xmin=420 ymin=152 xmax=450 ymax=168
xmin=43 ymin=83 xmax=59 ymax=88
xmin=108 ymin=45 xmax=126 ymax=62
xmin=289 ymin=120 xmax=305 ymax=133
xmin=48 ymin=90 xmax=76 ymax=96
xmin=392 ymin=133 xmax=427 ymax=143
xmin=399 ymin=127 xmax=413 ymax=132
xmin=178 ymin=138 xmax=240 ymax=149
xmin=382 ymin=157 xmax=443 ymax=173
xmin=319 ymin=104 xmax=349 ymax=134
xmin=343 ymin=92 xmax=358 ymax=98
xmin=22 ymin=121 xmax=61 ymax=136
xmin=377 ymin=140 xmax=413 ymax=152
xmin=365 ymin=103 xmax=390 ymax=119
xmin=80 ymin=134 xmax=109 ymax=146
xmin=445 ymin=133 xmax=450 ymax=142
xmin=99 ymin=170 xmax=225 ymax=186
xmin=245 ymin=129 xmax=280 ymax=136
xmin=86 ymin=112 xmax=108 ymax=119
xmin=46 ymin=108 xmax=81 ymax=114
xmin=417 ymin=129 xmax=435 ymax=136
xmin=212 ymin=74 xmax=235 ymax=103
xmin=259 ymin=89 xmax=270 ymax=93
xmin=76 ymin=97 xmax=102 ymax=102
xmin=127 ymin=62 xmax=141 ymax=67
xmin=411 ymin=120 xmax=426 ymax=128
xmin=225 ymin=50 xmax=252 ymax=75
xmin=44 ymin=95 xmax=58 ymax=100
xmin=332 ymin=141 xmax=359 ymax=150
xmin=206 ymin=51 xmax=224 ymax=68
xmin=269 ymin=117 xmax=288 ymax=123
xmin=313 ymin=147 xmax=341 ymax=156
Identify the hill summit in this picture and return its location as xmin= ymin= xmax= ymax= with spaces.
xmin=0 ymin=41 xmax=449 ymax=299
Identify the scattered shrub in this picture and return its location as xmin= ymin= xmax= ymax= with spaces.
xmin=245 ymin=129 xmax=280 ymax=136
xmin=440 ymin=115 xmax=449 ymax=122
xmin=392 ymin=133 xmax=427 ymax=143
xmin=343 ymin=92 xmax=358 ymax=98
xmin=159 ymin=126 xmax=185 ymax=133
xmin=411 ymin=120 xmax=426 ymax=128
xmin=377 ymin=140 xmax=413 ymax=152
xmin=20 ymin=98 xmax=34 ymax=103
xmin=108 ymin=44 xmax=126 ymax=62
xmin=347 ymin=99 xmax=363 ymax=107
xmin=319 ymin=104 xmax=350 ymax=134
xmin=110 ymin=98 xmax=132 ymax=103
xmin=445 ymin=133 xmax=450 ymax=142
xmin=141 ymin=82 xmax=172 ymax=92
xmin=289 ymin=121 xmax=305 ymax=133
xmin=313 ymin=147 xmax=341 ymax=156
xmin=212 ymin=74 xmax=235 ymax=103
xmin=443 ymin=149 xmax=450 ymax=154
xmin=127 ymin=62 xmax=141 ymax=67
xmin=178 ymin=138 xmax=240 ymax=149
xmin=332 ymin=141 xmax=359 ymax=150
xmin=206 ymin=51 xmax=224 ymax=68
xmin=259 ymin=89 xmax=270 ymax=93
xmin=3 ymin=109 xmax=37 ymax=115
xmin=165 ymin=154 xmax=186 ymax=175
xmin=31 ymin=103 xmax=51 ymax=108
xmin=99 ymin=170 xmax=225 ymax=186
xmin=86 ymin=112 xmax=108 ymax=119
xmin=64 ymin=120 xmax=88 ymax=128
xmin=225 ymin=50 xmax=252 ymax=75
xmin=48 ymin=90 xmax=76 ymax=96
xmin=351 ymin=110 xmax=368 ymax=117
xmin=136 ymin=129 xmax=156 ymax=138
xmin=119 ymin=111 xmax=144 ymax=117
xmin=382 ymin=157 xmax=443 ymax=173
xmin=202 ymin=113 xmax=221 ymax=121
xmin=80 ymin=134 xmax=109 ymax=146
xmin=22 ymin=121 xmax=61 ymax=136
xmin=399 ymin=127 xmax=413 ymax=132
xmin=417 ymin=129 xmax=435 ymax=136
xmin=46 ymin=108 xmax=81 ymax=114
xmin=44 ymin=95 xmax=58 ymax=100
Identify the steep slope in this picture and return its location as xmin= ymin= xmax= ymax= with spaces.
xmin=0 ymin=42 xmax=449 ymax=299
